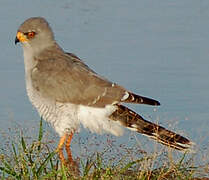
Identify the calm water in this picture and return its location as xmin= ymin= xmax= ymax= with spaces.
xmin=0 ymin=0 xmax=208 ymax=164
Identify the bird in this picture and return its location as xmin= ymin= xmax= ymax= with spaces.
xmin=15 ymin=17 xmax=193 ymax=165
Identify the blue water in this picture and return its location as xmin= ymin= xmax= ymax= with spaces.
xmin=0 ymin=0 xmax=208 ymax=164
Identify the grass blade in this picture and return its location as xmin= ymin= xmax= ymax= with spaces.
xmin=0 ymin=160 xmax=20 ymax=179
xmin=36 ymin=151 xmax=56 ymax=177
xmin=38 ymin=118 xmax=43 ymax=151
xmin=12 ymin=143 xmax=19 ymax=165
xmin=21 ymin=136 xmax=27 ymax=152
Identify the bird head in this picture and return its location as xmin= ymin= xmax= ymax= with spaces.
xmin=15 ymin=17 xmax=55 ymax=54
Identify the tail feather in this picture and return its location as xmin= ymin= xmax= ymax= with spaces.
xmin=109 ymin=105 xmax=194 ymax=151
xmin=122 ymin=92 xmax=160 ymax=106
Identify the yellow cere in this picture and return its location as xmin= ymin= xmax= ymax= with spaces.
xmin=16 ymin=32 xmax=28 ymax=42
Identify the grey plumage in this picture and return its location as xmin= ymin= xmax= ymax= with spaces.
xmin=32 ymin=48 xmax=160 ymax=107
xmin=15 ymin=17 xmax=194 ymax=152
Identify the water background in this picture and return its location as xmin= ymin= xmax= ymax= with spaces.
xmin=0 ymin=0 xmax=209 ymax=165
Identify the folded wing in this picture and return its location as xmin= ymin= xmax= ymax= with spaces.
xmin=31 ymin=51 xmax=160 ymax=107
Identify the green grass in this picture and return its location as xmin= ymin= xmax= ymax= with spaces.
xmin=0 ymin=119 xmax=208 ymax=180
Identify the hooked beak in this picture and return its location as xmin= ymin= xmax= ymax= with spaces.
xmin=15 ymin=31 xmax=28 ymax=45
xmin=15 ymin=36 xmax=19 ymax=44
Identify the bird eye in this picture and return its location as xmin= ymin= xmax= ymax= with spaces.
xmin=27 ymin=31 xmax=36 ymax=39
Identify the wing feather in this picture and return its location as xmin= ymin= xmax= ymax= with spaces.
xmin=31 ymin=51 xmax=125 ymax=107
xmin=31 ymin=50 xmax=160 ymax=107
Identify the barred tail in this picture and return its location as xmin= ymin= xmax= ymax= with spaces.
xmin=109 ymin=105 xmax=194 ymax=151
xmin=121 ymin=92 xmax=160 ymax=106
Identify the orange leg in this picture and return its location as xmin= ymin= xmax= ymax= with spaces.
xmin=58 ymin=132 xmax=79 ymax=175
xmin=57 ymin=133 xmax=68 ymax=164
xmin=65 ymin=131 xmax=74 ymax=163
